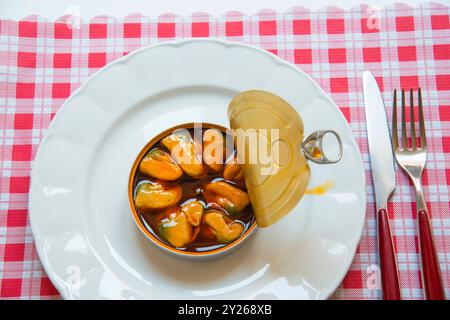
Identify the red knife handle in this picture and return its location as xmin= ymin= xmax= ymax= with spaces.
xmin=417 ymin=209 xmax=445 ymax=300
xmin=377 ymin=208 xmax=401 ymax=300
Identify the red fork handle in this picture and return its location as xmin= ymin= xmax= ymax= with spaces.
xmin=418 ymin=209 xmax=445 ymax=300
xmin=377 ymin=208 xmax=402 ymax=300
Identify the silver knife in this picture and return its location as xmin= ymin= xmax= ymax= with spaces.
xmin=363 ymin=71 xmax=401 ymax=300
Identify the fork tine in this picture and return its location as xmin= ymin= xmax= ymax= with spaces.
xmin=418 ymin=88 xmax=427 ymax=149
xmin=401 ymin=89 xmax=408 ymax=149
xmin=410 ymin=89 xmax=416 ymax=149
xmin=392 ymin=89 xmax=399 ymax=150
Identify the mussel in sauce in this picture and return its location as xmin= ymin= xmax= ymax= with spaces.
xmin=203 ymin=128 xmax=226 ymax=173
xmin=158 ymin=207 xmax=194 ymax=247
xmin=161 ymin=130 xmax=206 ymax=179
xmin=181 ymin=200 xmax=204 ymax=227
xmin=139 ymin=148 xmax=183 ymax=181
xmin=203 ymin=181 xmax=250 ymax=214
xmin=223 ymin=154 xmax=244 ymax=183
xmin=135 ymin=181 xmax=182 ymax=212
xmin=202 ymin=210 xmax=245 ymax=244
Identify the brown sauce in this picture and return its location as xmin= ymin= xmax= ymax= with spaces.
xmin=133 ymin=126 xmax=255 ymax=252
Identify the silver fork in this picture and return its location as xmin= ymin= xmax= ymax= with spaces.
xmin=391 ymin=88 xmax=445 ymax=300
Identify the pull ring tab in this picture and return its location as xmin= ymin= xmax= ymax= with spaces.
xmin=302 ymin=130 xmax=343 ymax=164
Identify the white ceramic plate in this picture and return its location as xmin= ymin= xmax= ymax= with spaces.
xmin=29 ymin=39 xmax=366 ymax=300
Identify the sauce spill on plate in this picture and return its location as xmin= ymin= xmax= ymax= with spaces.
xmin=305 ymin=180 xmax=334 ymax=195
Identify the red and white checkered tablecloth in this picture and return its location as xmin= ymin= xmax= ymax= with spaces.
xmin=0 ymin=2 xmax=449 ymax=300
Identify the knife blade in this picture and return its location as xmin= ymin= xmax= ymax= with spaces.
xmin=363 ymin=71 xmax=396 ymax=209
xmin=363 ymin=70 xmax=401 ymax=300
